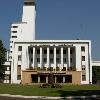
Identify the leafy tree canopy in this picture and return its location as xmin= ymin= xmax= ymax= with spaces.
xmin=0 ymin=40 xmax=6 ymax=81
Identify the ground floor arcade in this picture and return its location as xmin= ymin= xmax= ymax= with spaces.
xmin=22 ymin=70 xmax=81 ymax=85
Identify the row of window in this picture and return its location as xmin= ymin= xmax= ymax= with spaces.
xmin=18 ymin=46 xmax=85 ymax=53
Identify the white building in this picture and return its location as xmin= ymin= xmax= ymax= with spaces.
xmin=9 ymin=0 xmax=92 ymax=84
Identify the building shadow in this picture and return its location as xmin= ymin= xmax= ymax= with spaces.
xmin=56 ymin=90 xmax=100 ymax=100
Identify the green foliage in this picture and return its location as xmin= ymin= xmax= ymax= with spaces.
xmin=0 ymin=40 xmax=6 ymax=82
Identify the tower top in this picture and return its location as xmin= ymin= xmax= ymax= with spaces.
xmin=24 ymin=0 xmax=35 ymax=6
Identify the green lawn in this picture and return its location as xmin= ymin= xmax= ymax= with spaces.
xmin=0 ymin=84 xmax=100 ymax=96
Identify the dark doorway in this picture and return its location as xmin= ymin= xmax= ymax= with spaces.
xmin=65 ymin=75 xmax=72 ymax=83
xmin=31 ymin=74 xmax=38 ymax=83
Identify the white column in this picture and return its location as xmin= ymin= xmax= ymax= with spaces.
xmin=47 ymin=47 xmax=50 ymax=68
xmin=33 ymin=47 xmax=35 ymax=68
xmin=75 ymin=46 xmax=81 ymax=71
xmin=61 ymin=47 xmax=63 ymax=70
xmin=54 ymin=47 xmax=56 ymax=69
xmin=68 ymin=47 xmax=70 ymax=68
xmin=46 ymin=76 xmax=48 ymax=83
xmin=40 ymin=47 xmax=43 ymax=68
xmin=38 ymin=76 xmax=40 ymax=83
xmin=63 ymin=76 xmax=65 ymax=83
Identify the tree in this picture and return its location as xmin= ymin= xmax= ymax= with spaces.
xmin=0 ymin=40 xmax=6 ymax=82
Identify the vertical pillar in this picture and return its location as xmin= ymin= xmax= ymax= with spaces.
xmin=61 ymin=47 xmax=63 ymax=71
xmin=68 ymin=47 xmax=70 ymax=68
xmin=63 ymin=76 xmax=65 ymax=83
xmin=47 ymin=47 xmax=50 ymax=69
xmin=33 ymin=47 xmax=35 ymax=68
xmin=46 ymin=76 xmax=48 ymax=83
xmin=75 ymin=46 xmax=81 ymax=71
xmin=54 ymin=47 xmax=56 ymax=69
xmin=38 ymin=76 xmax=40 ymax=83
xmin=40 ymin=47 xmax=42 ymax=68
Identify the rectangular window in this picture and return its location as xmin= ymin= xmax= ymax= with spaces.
xmin=12 ymin=36 xmax=17 ymax=38
xmin=31 ymin=49 xmax=33 ymax=54
xmin=37 ymin=49 xmax=40 ymax=54
xmin=82 ymin=65 xmax=85 ymax=70
xmin=12 ymin=26 xmax=18 ymax=28
xmin=81 ymin=46 xmax=85 ymax=52
xmin=24 ymin=2 xmax=35 ymax=6
xmin=63 ymin=50 xmax=66 ymax=54
xmin=18 ymin=65 xmax=21 ymax=70
xmin=70 ymin=50 xmax=73 ymax=54
xmin=17 ymin=75 xmax=21 ymax=80
xmin=18 ymin=46 xmax=22 ymax=51
xmin=63 ymin=58 xmax=67 ymax=63
xmin=5 ymin=75 xmax=11 ymax=80
xmin=70 ymin=58 xmax=72 ymax=63
xmin=82 ymin=56 xmax=85 ymax=61
xmin=82 ymin=75 xmax=86 ymax=81
xmin=50 ymin=50 xmax=53 ymax=54
xmin=18 ymin=55 xmax=22 ymax=61
xmin=50 ymin=58 xmax=53 ymax=63
xmin=31 ymin=58 xmax=33 ymax=63
xmin=44 ymin=58 xmax=47 ymax=63
xmin=56 ymin=50 xmax=59 ymax=54
xmin=37 ymin=58 xmax=40 ymax=63
xmin=44 ymin=50 xmax=47 ymax=54
xmin=56 ymin=58 xmax=60 ymax=63
xmin=12 ymin=31 xmax=17 ymax=33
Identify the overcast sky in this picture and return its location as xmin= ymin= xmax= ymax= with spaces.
xmin=0 ymin=0 xmax=100 ymax=60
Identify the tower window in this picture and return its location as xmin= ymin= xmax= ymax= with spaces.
xmin=24 ymin=2 xmax=35 ymax=6
xmin=12 ymin=26 xmax=18 ymax=28
xmin=12 ymin=31 xmax=17 ymax=33
xmin=12 ymin=36 xmax=17 ymax=38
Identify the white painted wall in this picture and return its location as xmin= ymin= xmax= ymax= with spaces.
xmin=11 ymin=40 xmax=92 ymax=84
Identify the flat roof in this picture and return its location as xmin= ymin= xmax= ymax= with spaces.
xmin=14 ymin=40 xmax=91 ymax=43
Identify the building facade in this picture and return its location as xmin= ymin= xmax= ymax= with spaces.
xmin=8 ymin=0 xmax=92 ymax=84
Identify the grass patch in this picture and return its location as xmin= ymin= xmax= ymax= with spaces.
xmin=0 ymin=84 xmax=100 ymax=96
